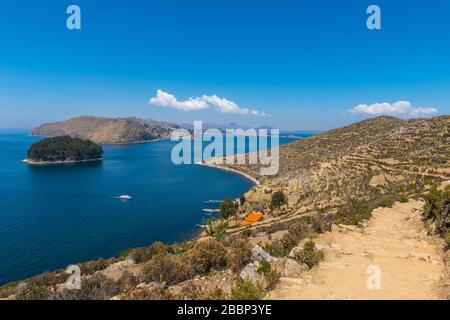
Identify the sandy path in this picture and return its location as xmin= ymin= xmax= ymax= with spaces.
xmin=267 ymin=200 xmax=445 ymax=300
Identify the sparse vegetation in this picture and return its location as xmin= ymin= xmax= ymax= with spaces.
xmin=227 ymin=239 xmax=252 ymax=273
xmin=220 ymin=198 xmax=237 ymax=222
xmin=142 ymin=253 xmax=186 ymax=285
xmin=271 ymin=191 xmax=288 ymax=208
xmin=231 ymin=279 xmax=263 ymax=300
xmin=423 ymin=187 xmax=450 ymax=250
xmin=335 ymin=199 xmax=371 ymax=226
xmin=127 ymin=241 xmax=167 ymax=264
xmin=186 ymin=238 xmax=228 ymax=275
xmin=256 ymin=259 xmax=271 ymax=275
xmin=293 ymin=241 xmax=325 ymax=269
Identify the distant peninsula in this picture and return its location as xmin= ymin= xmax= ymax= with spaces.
xmin=31 ymin=116 xmax=178 ymax=144
xmin=24 ymin=136 xmax=103 ymax=164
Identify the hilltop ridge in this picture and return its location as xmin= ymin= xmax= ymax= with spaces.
xmin=31 ymin=116 xmax=178 ymax=144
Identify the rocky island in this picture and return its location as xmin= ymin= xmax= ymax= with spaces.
xmin=24 ymin=136 xmax=103 ymax=164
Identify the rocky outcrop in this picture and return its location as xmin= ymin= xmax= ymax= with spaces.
xmin=251 ymin=245 xmax=278 ymax=263
xmin=240 ymin=261 xmax=263 ymax=285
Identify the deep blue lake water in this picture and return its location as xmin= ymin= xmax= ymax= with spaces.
xmin=0 ymin=131 xmax=302 ymax=285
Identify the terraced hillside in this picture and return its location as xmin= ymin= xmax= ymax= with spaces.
xmin=218 ymin=116 xmax=450 ymax=217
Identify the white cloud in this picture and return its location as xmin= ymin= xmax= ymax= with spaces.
xmin=149 ymin=90 xmax=268 ymax=117
xmin=149 ymin=90 xmax=208 ymax=111
xmin=350 ymin=101 xmax=438 ymax=117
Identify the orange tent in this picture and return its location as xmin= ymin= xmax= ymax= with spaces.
xmin=246 ymin=212 xmax=263 ymax=222
xmin=241 ymin=212 xmax=263 ymax=226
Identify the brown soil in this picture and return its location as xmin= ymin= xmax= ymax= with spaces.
xmin=266 ymin=200 xmax=445 ymax=300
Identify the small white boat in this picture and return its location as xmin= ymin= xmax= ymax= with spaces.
xmin=116 ymin=195 xmax=132 ymax=200
xmin=196 ymin=224 xmax=207 ymax=228
xmin=202 ymin=208 xmax=220 ymax=213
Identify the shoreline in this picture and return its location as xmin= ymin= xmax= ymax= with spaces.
xmin=197 ymin=161 xmax=260 ymax=186
xmin=29 ymin=134 xmax=170 ymax=146
xmin=102 ymin=137 xmax=170 ymax=146
xmin=22 ymin=158 xmax=104 ymax=165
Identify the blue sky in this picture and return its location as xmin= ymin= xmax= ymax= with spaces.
xmin=0 ymin=0 xmax=449 ymax=130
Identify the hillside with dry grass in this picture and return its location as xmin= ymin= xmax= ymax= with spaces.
xmin=31 ymin=116 xmax=178 ymax=144
xmin=3 ymin=116 xmax=449 ymax=300
xmin=219 ymin=116 xmax=449 ymax=216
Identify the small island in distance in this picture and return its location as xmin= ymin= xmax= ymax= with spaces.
xmin=24 ymin=136 xmax=103 ymax=165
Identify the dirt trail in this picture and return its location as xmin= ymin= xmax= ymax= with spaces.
xmin=267 ymin=200 xmax=445 ymax=300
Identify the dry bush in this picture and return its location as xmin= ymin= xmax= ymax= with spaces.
xmin=55 ymin=274 xmax=121 ymax=300
xmin=128 ymin=241 xmax=167 ymax=264
xmin=186 ymin=238 xmax=228 ymax=275
xmin=16 ymin=282 xmax=52 ymax=300
xmin=80 ymin=258 xmax=109 ymax=275
xmin=227 ymin=238 xmax=252 ymax=273
xmin=178 ymin=282 xmax=228 ymax=300
xmin=122 ymin=284 xmax=174 ymax=300
xmin=142 ymin=253 xmax=186 ymax=285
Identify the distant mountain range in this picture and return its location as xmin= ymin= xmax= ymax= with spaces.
xmin=31 ymin=116 xmax=316 ymax=144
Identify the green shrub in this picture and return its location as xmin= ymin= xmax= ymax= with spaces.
xmin=271 ymin=191 xmax=288 ymax=208
xmin=335 ymin=199 xmax=371 ymax=226
xmin=231 ymin=279 xmax=263 ymax=300
xmin=205 ymin=219 xmax=228 ymax=240
xmin=257 ymin=259 xmax=271 ymax=275
xmin=424 ymin=188 xmax=442 ymax=221
xmin=294 ymin=241 xmax=324 ymax=269
xmin=263 ymin=270 xmax=281 ymax=291
xmin=377 ymin=195 xmax=395 ymax=208
xmin=239 ymin=194 xmax=246 ymax=206
xmin=186 ymin=238 xmax=228 ymax=275
xmin=263 ymin=233 xmax=297 ymax=257
xmin=241 ymin=229 xmax=253 ymax=239
xmin=220 ymin=198 xmax=237 ymax=220
xmin=438 ymin=188 xmax=450 ymax=234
